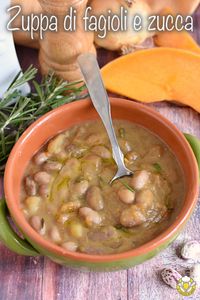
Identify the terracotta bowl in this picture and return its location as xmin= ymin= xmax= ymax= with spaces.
xmin=1 ymin=98 xmax=199 ymax=271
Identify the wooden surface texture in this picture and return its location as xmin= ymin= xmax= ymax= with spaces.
xmin=0 ymin=6 xmax=200 ymax=300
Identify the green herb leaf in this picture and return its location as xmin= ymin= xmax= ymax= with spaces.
xmin=120 ymin=181 xmax=135 ymax=193
xmin=115 ymin=224 xmax=131 ymax=234
xmin=153 ymin=163 xmax=162 ymax=173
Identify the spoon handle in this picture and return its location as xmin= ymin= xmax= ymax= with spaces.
xmin=77 ymin=53 xmax=126 ymax=168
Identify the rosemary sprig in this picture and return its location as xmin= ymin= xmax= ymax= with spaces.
xmin=0 ymin=66 xmax=37 ymax=109
xmin=0 ymin=66 xmax=87 ymax=174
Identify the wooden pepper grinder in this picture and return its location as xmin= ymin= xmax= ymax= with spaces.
xmin=38 ymin=0 xmax=96 ymax=81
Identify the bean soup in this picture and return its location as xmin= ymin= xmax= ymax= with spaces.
xmin=20 ymin=120 xmax=185 ymax=255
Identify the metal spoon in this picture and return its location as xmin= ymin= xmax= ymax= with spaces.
xmin=77 ymin=53 xmax=133 ymax=183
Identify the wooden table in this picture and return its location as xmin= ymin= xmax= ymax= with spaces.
xmin=0 ymin=7 xmax=200 ymax=300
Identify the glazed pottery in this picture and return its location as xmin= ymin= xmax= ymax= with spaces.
xmin=1 ymin=98 xmax=199 ymax=271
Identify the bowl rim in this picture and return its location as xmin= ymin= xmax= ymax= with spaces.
xmin=4 ymin=98 xmax=199 ymax=263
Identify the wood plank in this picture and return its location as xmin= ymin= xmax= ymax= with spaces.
xmin=128 ymin=103 xmax=200 ymax=300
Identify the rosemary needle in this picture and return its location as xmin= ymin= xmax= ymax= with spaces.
xmin=120 ymin=181 xmax=135 ymax=193
xmin=0 ymin=66 xmax=87 ymax=174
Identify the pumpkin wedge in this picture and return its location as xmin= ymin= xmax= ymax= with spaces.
xmin=154 ymin=31 xmax=200 ymax=54
xmin=101 ymin=48 xmax=200 ymax=113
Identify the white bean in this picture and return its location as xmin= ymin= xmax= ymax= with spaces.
xmin=86 ymin=186 xmax=104 ymax=211
xmin=60 ymin=158 xmax=80 ymax=178
xmin=47 ymin=134 xmax=66 ymax=154
xmin=30 ymin=216 xmax=43 ymax=231
xmin=79 ymin=207 xmax=93 ymax=217
xmin=38 ymin=184 xmax=50 ymax=199
xmin=50 ymin=226 xmax=61 ymax=243
xmin=62 ymin=241 xmax=78 ymax=252
xmin=25 ymin=176 xmax=37 ymax=196
xmin=86 ymin=133 xmax=103 ymax=145
xmin=130 ymin=170 xmax=150 ymax=190
xmin=190 ymin=264 xmax=200 ymax=285
xmin=73 ymin=180 xmax=89 ymax=197
xmin=120 ymin=205 xmax=146 ymax=227
xmin=91 ymin=146 xmax=111 ymax=159
xmin=34 ymin=152 xmax=49 ymax=165
xmin=43 ymin=161 xmax=62 ymax=172
xmin=34 ymin=171 xmax=51 ymax=185
xmin=118 ymin=188 xmax=135 ymax=204
xmin=79 ymin=207 xmax=102 ymax=227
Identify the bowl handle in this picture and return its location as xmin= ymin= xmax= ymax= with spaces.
xmin=0 ymin=199 xmax=39 ymax=256
xmin=184 ymin=133 xmax=200 ymax=182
